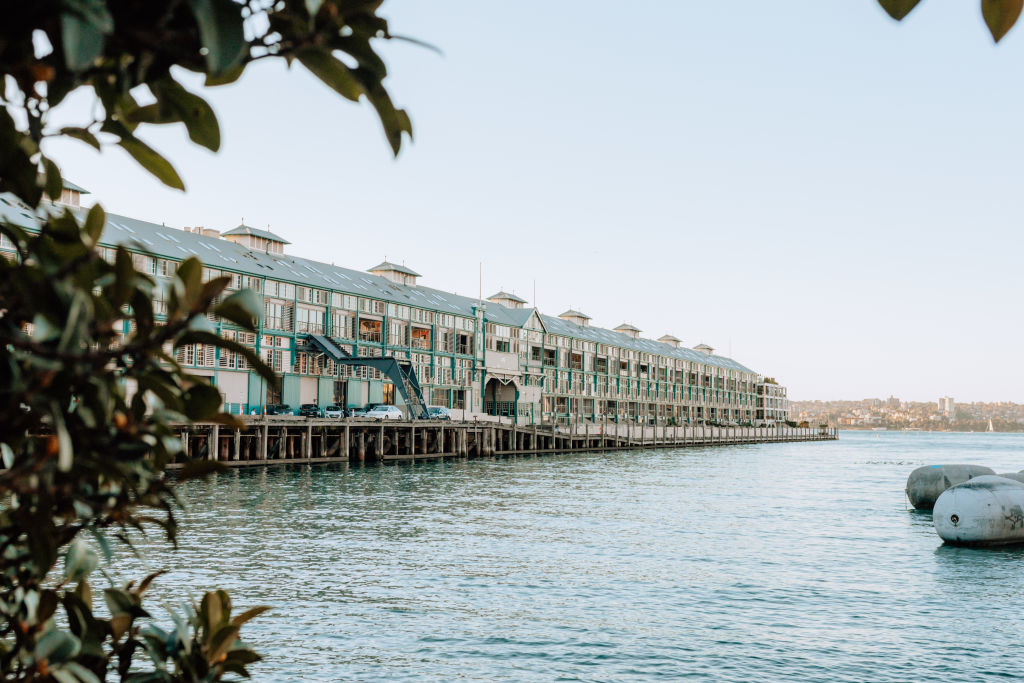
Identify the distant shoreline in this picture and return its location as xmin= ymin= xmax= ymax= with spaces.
xmin=839 ymin=428 xmax=1023 ymax=434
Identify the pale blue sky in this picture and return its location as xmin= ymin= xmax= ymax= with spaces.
xmin=43 ymin=1 xmax=1024 ymax=402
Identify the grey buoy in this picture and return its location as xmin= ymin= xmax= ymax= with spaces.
xmin=905 ymin=464 xmax=995 ymax=510
xmin=934 ymin=475 xmax=1024 ymax=546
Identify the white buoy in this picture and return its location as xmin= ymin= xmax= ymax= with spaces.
xmin=933 ymin=475 xmax=1024 ymax=546
xmin=905 ymin=464 xmax=995 ymax=510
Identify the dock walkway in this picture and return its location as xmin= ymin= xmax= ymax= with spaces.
xmin=172 ymin=419 xmax=837 ymax=466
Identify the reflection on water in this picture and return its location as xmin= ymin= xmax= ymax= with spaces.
xmin=118 ymin=432 xmax=1024 ymax=682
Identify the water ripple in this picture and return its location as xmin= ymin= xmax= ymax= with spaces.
xmin=118 ymin=432 xmax=1024 ymax=681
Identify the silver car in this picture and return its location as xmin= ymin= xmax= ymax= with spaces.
xmin=365 ymin=405 xmax=403 ymax=421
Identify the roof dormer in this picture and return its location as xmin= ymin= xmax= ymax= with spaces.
xmin=487 ymin=291 xmax=527 ymax=309
xmin=614 ymin=323 xmax=641 ymax=339
xmin=222 ymin=223 xmax=290 ymax=255
xmin=694 ymin=343 xmax=715 ymax=355
xmin=368 ymin=260 xmax=420 ymax=286
xmin=558 ymin=309 xmax=591 ymax=327
xmin=658 ymin=334 xmax=682 ymax=348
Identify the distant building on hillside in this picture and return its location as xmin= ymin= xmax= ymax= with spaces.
xmin=938 ymin=396 xmax=955 ymax=417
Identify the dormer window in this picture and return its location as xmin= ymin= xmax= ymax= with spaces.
xmin=558 ymin=309 xmax=591 ymax=327
xmin=221 ymin=223 xmax=290 ymax=254
xmin=367 ymin=261 xmax=421 ymax=286
xmin=486 ymin=291 xmax=527 ymax=309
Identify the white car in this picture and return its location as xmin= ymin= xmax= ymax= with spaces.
xmin=365 ymin=405 xmax=404 ymax=421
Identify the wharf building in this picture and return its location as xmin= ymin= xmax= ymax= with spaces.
xmin=0 ymin=188 xmax=791 ymax=426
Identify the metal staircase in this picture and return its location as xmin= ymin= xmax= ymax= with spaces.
xmin=303 ymin=334 xmax=430 ymax=419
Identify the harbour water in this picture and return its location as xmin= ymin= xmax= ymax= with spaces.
xmin=125 ymin=431 xmax=1024 ymax=681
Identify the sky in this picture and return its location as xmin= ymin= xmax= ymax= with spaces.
xmin=41 ymin=1 xmax=1024 ymax=403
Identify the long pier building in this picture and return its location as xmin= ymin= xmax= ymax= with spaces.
xmin=0 ymin=187 xmax=790 ymax=427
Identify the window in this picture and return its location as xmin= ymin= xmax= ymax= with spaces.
xmin=331 ymin=310 xmax=357 ymax=339
xmin=411 ymin=326 xmax=431 ymax=350
xmin=264 ymin=300 xmax=293 ymax=331
xmin=296 ymin=306 xmax=325 ymax=334
xmin=456 ymin=333 xmax=473 ymax=355
xmin=531 ymin=346 xmax=542 ymax=362
xmin=157 ymin=259 xmax=177 ymax=277
xmin=388 ymin=320 xmax=409 ymax=346
xmin=133 ymin=254 xmax=156 ymax=274
xmin=359 ymin=319 xmax=382 ymax=343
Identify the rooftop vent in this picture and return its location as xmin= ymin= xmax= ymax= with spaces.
xmin=558 ymin=309 xmax=591 ymax=327
xmin=184 ymin=226 xmax=223 ymax=239
xmin=658 ymin=334 xmax=682 ymax=348
xmin=694 ymin=343 xmax=714 ymax=355
xmin=368 ymin=260 xmax=420 ymax=286
xmin=487 ymin=291 xmax=527 ymax=309
xmin=614 ymin=323 xmax=641 ymax=339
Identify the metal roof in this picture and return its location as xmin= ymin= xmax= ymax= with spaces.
xmin=221 ymin=224 xmax=290 ymax=244
xmin=488 ymin=291 xmax=527 ymax=304
xmin=0 ymin=196 xmax=758 ymax=374
xmin=614 ymin=323 xmax=641 ymax=332
xmin=658 ymin=334 xmax=681 ymax=343
xmin=62 ymin=179 xmax=90 ymax=194
xmin=367 ymin=261 xmax=421 ymax=277
xmin=540 ymin=314 xmax=754 ymax=373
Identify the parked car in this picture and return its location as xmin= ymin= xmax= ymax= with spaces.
xmin=348 ymin=407 xmax=368 ymax=418
xmin=365 ymin=405 xmax=403 ymax=421
xmin=265 ymin=403 xmax=292 ymax=416
xmin=427 ymin=405 xmax=451 ymax=421
xmin=323 ymin=404 xmax=346 ymax=419
xmin=297 ymin=403 xmax=322 ymax=418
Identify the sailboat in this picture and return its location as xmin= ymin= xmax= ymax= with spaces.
xmin=987 ymin=418 xmax=995 ymax=432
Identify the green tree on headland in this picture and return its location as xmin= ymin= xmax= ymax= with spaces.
xmin=0 ymin=1 xmax=408 ymax=680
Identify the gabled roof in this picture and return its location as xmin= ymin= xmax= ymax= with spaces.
xmin=222 ymin=223 xmax=290 ymax=244
xmin=614 ymin=323 xmax=641 ymax=332
xmin=559 ymin=309 xmax=591 ymax=320
xmin=367 ymin=260 xmax=421 ymax=277
xmin=658 ymin=334 xmax=681 ymax=343
xmin=488 ymin=290 xmax=527 ymax=304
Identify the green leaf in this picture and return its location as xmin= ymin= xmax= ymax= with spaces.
xmin=876 ymin=0 xmax=922 ymax=20
xmin=64 ymin=539 xmax=99 ymax=582
xmin=118 ymin=138 xmax=186 ymax=191
xmin=35 ymin=628 xmax=82 ymax=663
xmin=59 ymin=0 xmax=113 ymax=71
xmin=84 ymin=203 xmax=105 ymax=246
xmin=187 ymin=0 xmax=247 ymax=75
xmin=176 ymin=256 xmax=204 ymax=303
xmin=43 ymin=158 xmax=63 ymax=200
xmin=297 ymin=48 xmax=364 ymax=102
xmin=60 ymin=127 xmax=101 ymax=150
xmin=207 ymin=625 xmax=240 ymax=664
xmin=230 ymin=605 xmax=270 ymax=627
xmin=982 ymin=0 xmax=1024 ymax=41
xmin=145 ymin=79 xmax=222 ymax=152
xmin=214 ymin=289 xmax=261 ymax=329
xmin=177 ymin=458 xmax=226 ymax=481
xmin=60 ymin=662 xmax=101 ymax=683
xmin=182 ymin=382 xmax=223 ymax=420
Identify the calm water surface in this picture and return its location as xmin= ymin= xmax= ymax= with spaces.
xmin=124 ymin=431 xmax=1024 ymax=681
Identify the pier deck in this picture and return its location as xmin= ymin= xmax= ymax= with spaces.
xmin=171 ymin=418 xmax=837 ymax=467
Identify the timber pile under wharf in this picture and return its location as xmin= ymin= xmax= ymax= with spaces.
xmin=172 ymin=418 xmax=838 ymax=467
